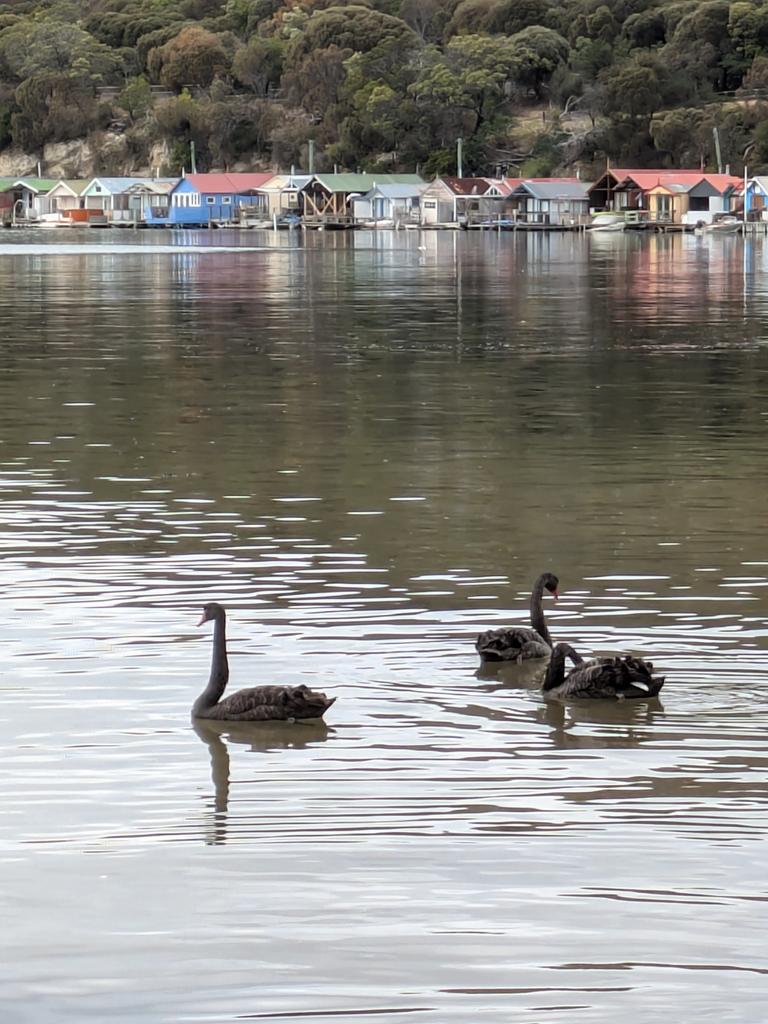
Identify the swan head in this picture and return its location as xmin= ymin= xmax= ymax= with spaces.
xmin=198 ymin=602 xmax=225 ymax=626
xmin=541 ymin=572 xmax=559 ymax=600
xmin=551 ymin=642 xmax=582 ymax=664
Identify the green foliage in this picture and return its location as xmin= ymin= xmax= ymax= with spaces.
xmin=153 ymin=89 xmax=212 ymax=163
xmin=224 ymin=0 xmax=283 ymax=33
xmin=397 ymin=0 xmax=442 ymax=41
xmin=447 ymin=0 xmax=552 ymax=37
xmin=650 ymin=101 xmax=755 ymax=169
xmin=206 ymin=94 xmax=280 ymax=161
xmin=421 ymin=146 xmax=454 ymax=178
xmin=489 ymin=0 xmax=553 ymax=35
xmin=135 ymin=23 xmax=186 ymax=70
xmin=572 ymin=35 xmax=613 ymax=79
xmin=232 ymin=35 xmax=284 ymax=93
xmin=85 ymin=9 xmax=179 ymax=49
xmin=650 ymin=106 xmax=712 ymax=164
xmin=508 ymin=25 xmax=569 ymax=97
xmin=663 ymin=0 xmax=744 ymax=91
xmin=12 ymin=74 xmax=104 ymax=149
xmin=752 ymin=116 xmax=768 ymax=163
xmin=742 ymin=53 xmax=768 ymax=88
xmin=282 ymin=43 xmax=351 ymax=110
xmin=730 ymin=2 xmax=768 ymax=63
xmin=600 ymin=51 xmax=669 ymax=118
xmin=119 ymin=75 xmax=153 ymax=120
xmin=286 ymin=4 xmax=415 ymax=64
xmin=0 ymin=20 xmax=121 ymax=83
xmin=409 ymin=34 xmax=517 ymax=133
xmin=445 ymin=0 xmax=496 ymax=36
xmin=519 ymin=125 xmax=567 ymax=175
xmin=621 ymin=9 xmax=666 ymax=49
xmin=148 ymin=24 xmax=231 ymax=88
xmin=518 ymin=154 xmax=554 ymax=175
xmin=164 ymin=138 xmax=193 ymax=174
xmin=0 ymin=95 xmax=15 ymax=150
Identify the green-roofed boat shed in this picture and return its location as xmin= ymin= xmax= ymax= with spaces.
xmin=0 ymin=177 xmax=59 ymax=222
xmin=302 ymin=173 xmax=425 ymax=227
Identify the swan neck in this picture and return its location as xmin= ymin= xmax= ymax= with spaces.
xmin=530 ymin=576 xmax=552 ymax=645
xmin=542 ymin=646 xmax=566 ymax=692
xmin=194 ymin=612 xmax=229 ymax=714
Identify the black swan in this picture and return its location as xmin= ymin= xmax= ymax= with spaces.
xmin=193 ymin=603 xmax=336 ymax=721
xmin=475 ymin=572 xmax=559 ymax=662
xmin=542 ymin=642 xmax=665 ymax=700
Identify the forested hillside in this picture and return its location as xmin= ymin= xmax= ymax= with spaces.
xmin=2 ymin=0 xmax=768 ymax=176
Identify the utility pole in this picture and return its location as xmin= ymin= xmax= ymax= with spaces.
xmin=713 ymin=127 xmax=723 ymax=174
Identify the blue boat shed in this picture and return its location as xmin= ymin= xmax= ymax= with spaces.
xmin=144 ymin=172 xmax=275 ymax=226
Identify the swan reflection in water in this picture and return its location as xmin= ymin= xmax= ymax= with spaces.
xmin=537 ymin=696 xmax=666 ymax=750
xmin=475 ymin=657 xmax=548 ymax=691
xmin=193 ymin=718 xmax=332 ymax=845
xmin=452 ymin=666 xmax=666 ymax=750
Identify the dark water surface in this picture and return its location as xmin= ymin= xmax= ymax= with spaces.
xmin=1 ymin=228 xmax=767 ymax=1022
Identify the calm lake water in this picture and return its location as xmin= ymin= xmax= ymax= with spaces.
xmin=1 ymin=227 xmax=768 ymax=1022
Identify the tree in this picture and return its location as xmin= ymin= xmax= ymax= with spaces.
xmin=650 ymin=107 xmax=712 ymax=165
xmin=600 ymin=52 xmax=665 ymax=119
xmin=224 ymin=0 xmax=283 ymax=34
xmin=508 ymin=25 xmax=569 ymax=98
xmin=153 ymin=90 xmax=212 ymax=166
xmin=621 ymin=8 xmax=667 ymax=49
xmin=84 ymin=11 xmax=136 ymax=49
xmin=664 ymin=0 xmax=744 ymax=92
xmin=0 ymin=20 xmax=121 ymax=84
xmin=12 ymin=73 xmax=106 ymax=150
xmin=286 ymin=5 xmax=415 ymax=64
xmin=729 ymin=2 xmax=768 ymax=66
xmin=148 ymin=25 xmax=232 ymax=90
xmin=206 ymin=94 xmax=281 ymax=162
xmin=410 ymin=35 xmax=518 ymax=135
xmin=445 ymin=0 xmax=496 ymax=36
xmin=281 ymin=43 xmax=351 ymax=112
xmin=446 ymin=0 xmax=552 ymax=38
xmin=136 ymin=24 xmax=188 ymax=72
xmin=741 ymin=54 xmax=768 ymax=90
xmin=580 ymin=80 xmax=607 ymax=128
xmin=588 ymin=5 xmax=619 ymax=40
xmin=119 ymin=75 xmax=153 ymax=121
xmin=398 ymin=0 xmax=442 ymax=41
xmin=487 ymin=0 xmax=553 ymax=36
xmin=571 ymin=35 xmax=612 ymax=79
xmin=751 ymin=116 xmax=768 ymax=165
xmin=232 ymin=36 xmax=284 ymax=95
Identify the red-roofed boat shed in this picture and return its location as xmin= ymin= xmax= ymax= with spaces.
xmin=145 ymin=172 xmax=275 ymax=226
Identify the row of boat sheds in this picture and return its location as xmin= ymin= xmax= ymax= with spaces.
xmin=3 ymin=167 xmax=767 ymax=231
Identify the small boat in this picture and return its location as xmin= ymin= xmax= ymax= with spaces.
xmin=703 ymin=217 xmax=742 ymax=234
xmin=38 ymin=214 xmax=66 ymax=229
xmin=589 ymin=213 xmax=625 ymax=232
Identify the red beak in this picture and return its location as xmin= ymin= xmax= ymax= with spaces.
xmin=553 ymin=590 xmax=559 ymax=601
xmin=197 ymin=614 xmax=207 ymax=627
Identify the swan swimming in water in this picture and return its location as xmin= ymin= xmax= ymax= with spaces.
xmin=542 ymin=642 xmax=665 ymax=700
xmin=475 ymin=572 xmax=559 ymax=663
xmin=193 ymin=603 xmax=336 ymax=722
